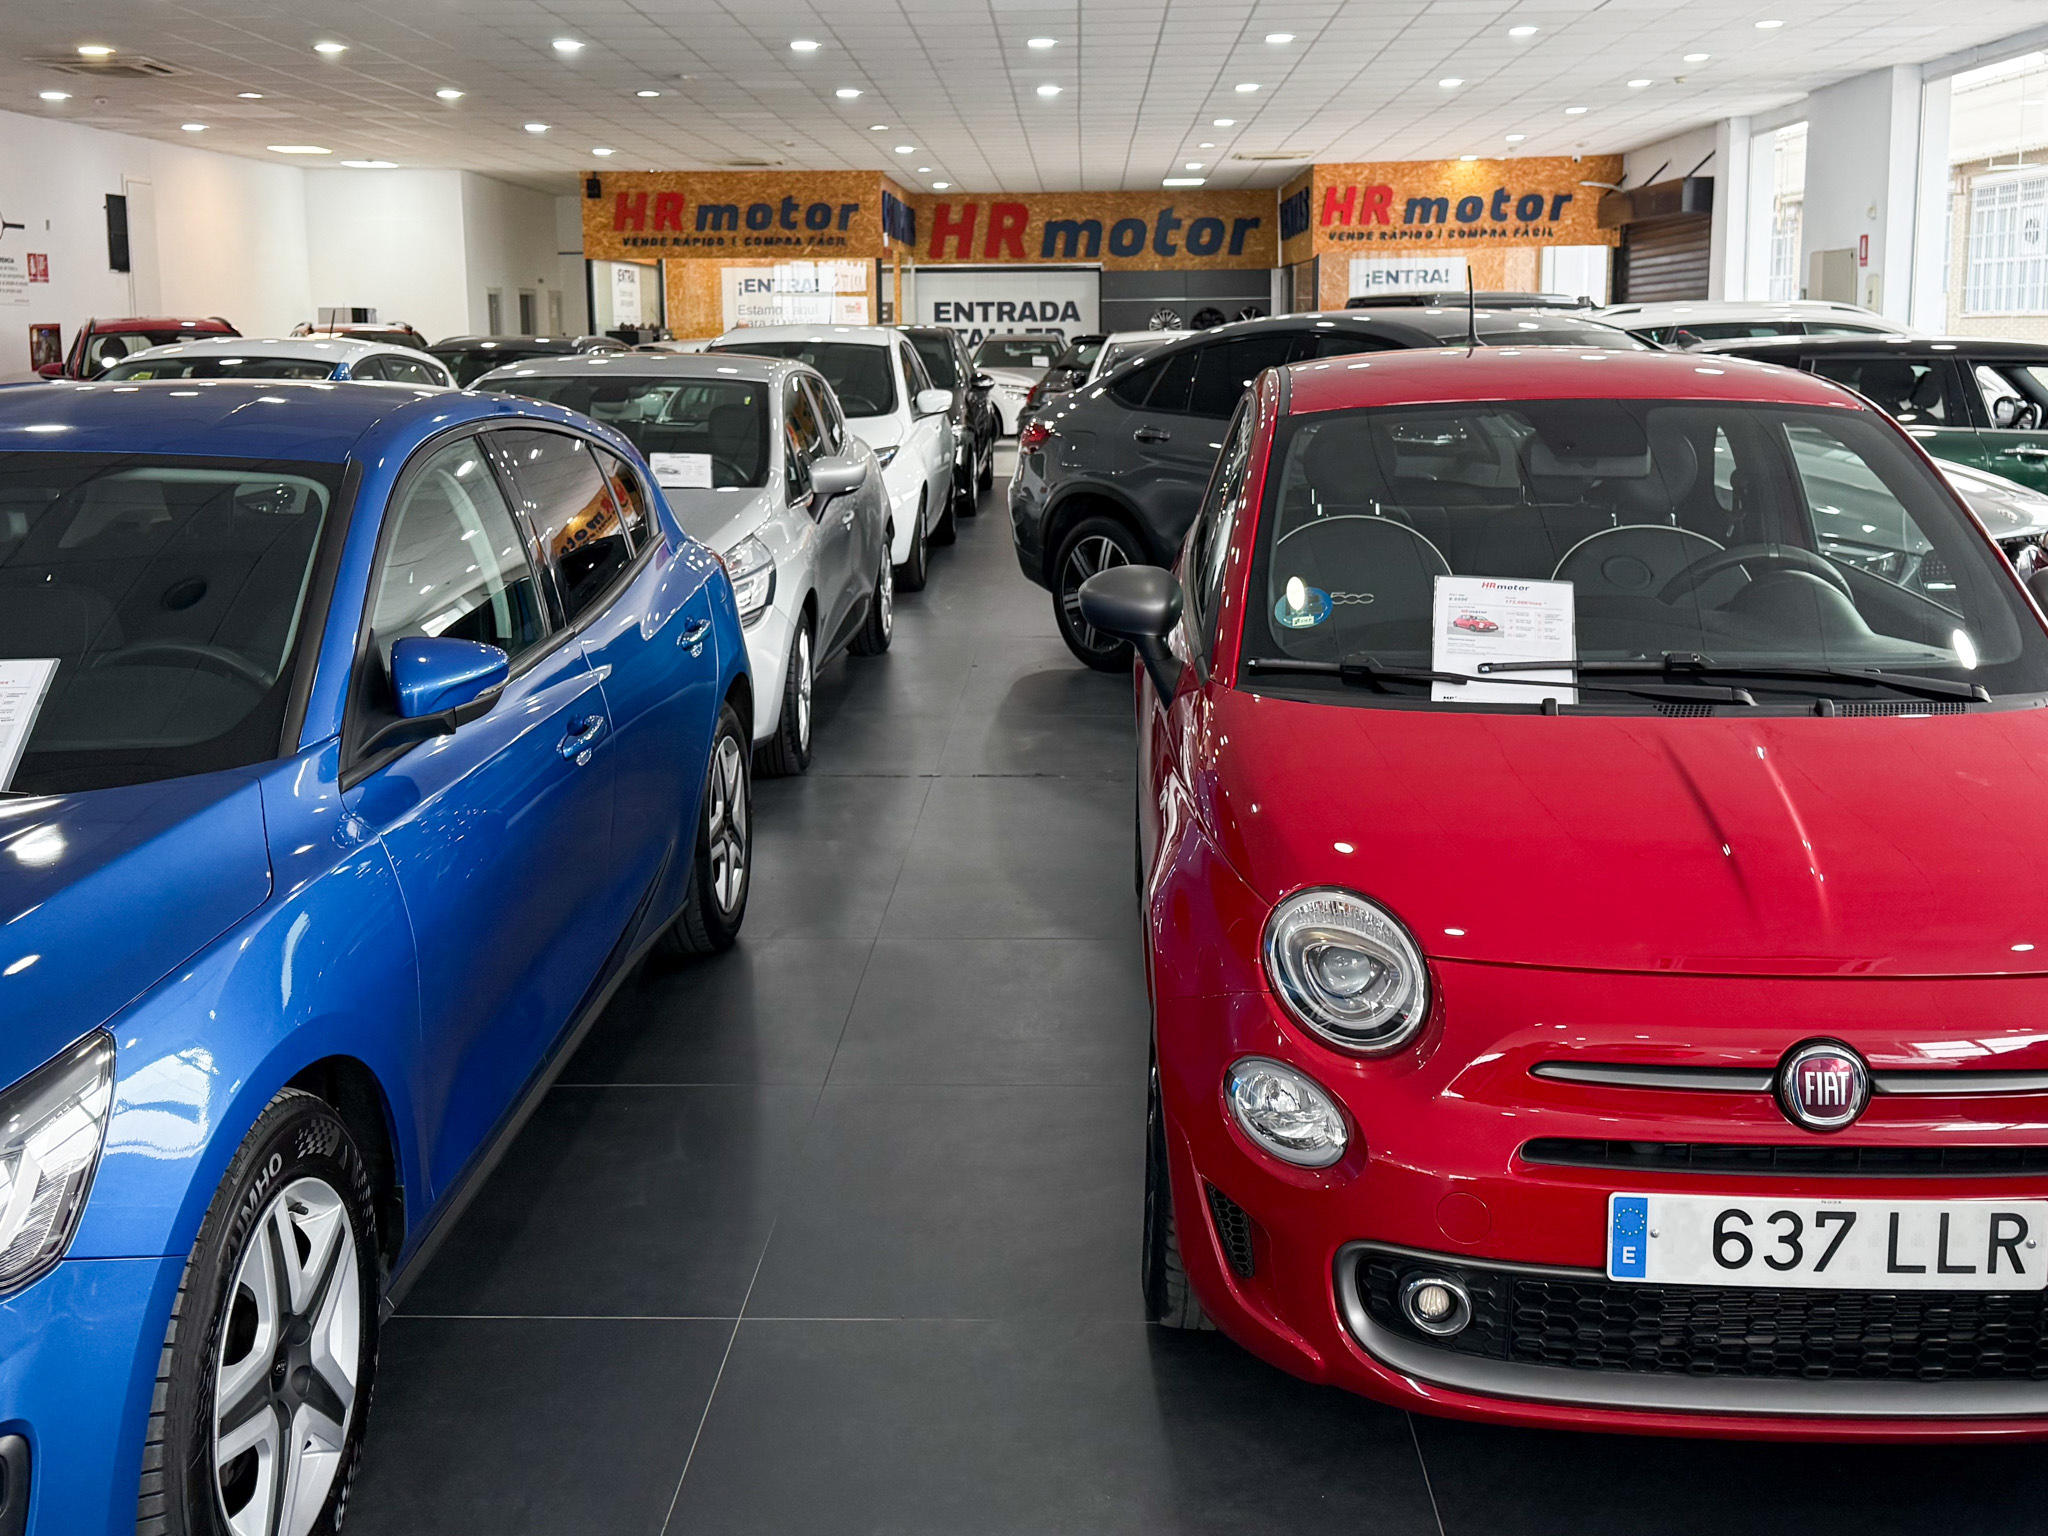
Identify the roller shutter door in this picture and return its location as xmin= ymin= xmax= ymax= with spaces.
xmin=1614 ymin=214 xmax=1711 ymax=303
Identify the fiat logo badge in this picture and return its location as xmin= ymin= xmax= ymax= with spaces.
xmin=1777 ymin=1040 xmax=1870 ymax=1133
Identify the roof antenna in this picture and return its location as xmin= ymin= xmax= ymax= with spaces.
xmin=1465 ymin=265 xmax=1479 ymax=350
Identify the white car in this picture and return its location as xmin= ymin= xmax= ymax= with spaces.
xmin=713 ymin=325 xmax=956 ymax=591
xmin=95 ymin=335 xmax=456 ymax=387
xmin=1592 ymin=299 xmax=1906 ymax=349
xmin=474 ymin=351 xmax=894 ymax=775
xmin=973 ymin=334 xmax=1063 ymax=435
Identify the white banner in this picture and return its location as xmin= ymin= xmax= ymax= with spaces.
xmin=611 ymin=262 xmax=644 ymax=327
xmin=913 ymin=268 xmax=1099 ymax=350
xmin=1348 ymin=255 xmax=1468 ymax=298
xmin=722 ymin=262 xmax=871 ymax=330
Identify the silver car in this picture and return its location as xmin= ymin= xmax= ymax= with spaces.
xmin=94 ymin=335 xmax=456 ymax=387
xmin=474 ymin=352 xmax=894 ymax=775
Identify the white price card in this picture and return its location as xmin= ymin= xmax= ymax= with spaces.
xmin=1430 ymin=576 xmax=1576 ymax=704
xmin=0 ymin=659 xmax=59 ymax=791
xmin=648 ymin=452 xmax=714 ymax=490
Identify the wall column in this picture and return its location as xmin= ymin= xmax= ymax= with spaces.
xmin=1802 ymin=64 xmax=1925 ymax=322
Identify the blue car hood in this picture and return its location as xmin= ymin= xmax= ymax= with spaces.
xmin=0 ymin=774 xmax=271 ymax=1085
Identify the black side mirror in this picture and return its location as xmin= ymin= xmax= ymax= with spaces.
xmin=971 ymin=371 xmax=995 ymax=392
xmin=1078 ymin=564 xmax=1185 ymax=699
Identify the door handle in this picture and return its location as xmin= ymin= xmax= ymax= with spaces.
xmin=1999 ymin=446 xmax=2048 ymax=460
xmin=558 ymin=715 xmax=606 ymax=763
xmin=678 ymin=618 xmax=711 ymax=655
xmin=1133 ymin=425 xmax=1172 ymax=444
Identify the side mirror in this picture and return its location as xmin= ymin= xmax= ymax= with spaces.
xmin=364 ymin=636 xmax=509 ymax=756
xmin=971 ymin=371 xmax=995 ymax=392
xmin=810 ymin=454 xmax=868 ymax=499
xmin=35 ymin=362 xmax=64 ymax=380
xmin=915 ymin=387 xmax=954 ymax=417
xmin=1077 ymin=564 xmax=1185 ymax=700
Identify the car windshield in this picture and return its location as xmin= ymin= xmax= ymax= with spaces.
xmin=479 ymin=375 xmax=770 ymax=488
xmin=974 ymin=337 xmax=1057 ymax=370
xmin=714 ymin=341 xmax=895 ymax=416
xmin=1053 ymin=338 xmax=1105 ymax=371
xmin=0 ymin=453 xmax=341 ymax=792
xmin=906 ymin=334 xmax=959 ymax=389
xmin=434 ymin=346 xmax=561 ymax=386
xmin=1242 ymin=398 xmax=2048 ymax=709
xmin=99 ymin=356 xmax=337 ymax=381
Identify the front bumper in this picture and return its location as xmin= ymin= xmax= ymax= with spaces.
xmin=1156 ymin=969 xmax=2048 ymax=1439
xmin=737 ymin=600 xmax=793 ymax=743
xmin=0 ymin=1255 xmax=182 ymax=1535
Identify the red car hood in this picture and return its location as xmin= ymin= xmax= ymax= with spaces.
xmin=1208 ymin=689 xmax=2048 ymax=978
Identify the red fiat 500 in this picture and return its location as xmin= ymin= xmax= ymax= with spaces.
xmin=1081 ymin=345 xmax=2048 ymax=1440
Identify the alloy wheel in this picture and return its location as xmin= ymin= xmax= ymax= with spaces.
xmin=212 ymin=1177 xmax=360 ymax=1536
xmin=794 ymin=626 xmax=813 ymax=753
xmin=1060 ymin=535 xmax=1132 ymax=655
xmin=878 ymin=555 xmax=894 ymax=640
xmin=707 ymin=733 xmax=749 ymax=916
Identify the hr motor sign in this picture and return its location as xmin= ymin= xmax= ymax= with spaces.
xmin=1280 ymin=156 xmax=1623 ymax=262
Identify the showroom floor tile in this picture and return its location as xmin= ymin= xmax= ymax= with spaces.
xmin=354 ymin=452 xmax=2039 ymax=1533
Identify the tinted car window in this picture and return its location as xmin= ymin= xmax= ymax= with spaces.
xmin=1140 ymin=347 xmax=1199 ymax=412
xmin=907 ymin=332 xmax=959 ymax=388
xmin=787 ymin=375 xmax=827 ymax=458
xmin=100 ymin=356 xmax=336 ymax=381
xmin=1970 ymin=361 xmax=2048 ymax=428
xmin=900 ymin=341 xmax=934 ymax=397
xmin=0 ymin=453 xmax=339 ymax=792
xmin=715 ymin=341 xmax=896 ymax=415
xmin=595 ymin=450 xmax=650 ymax=551
xmin=479 ymin=375 xmax=770 ymax=488
xmin=381 ymin=356 xmax=444 ymax=387
xmin=435 ymin=345 xmax=564 ymax=386
xmin=492 ymin=429 xmax=632 ymax=624
xmin=801 ymin=376 xmax=845 ymax=453
xmin=369 ymin=437 xmax=547 ymax=672
xmin=975 ymin=337 xmax=1057 ymax=369
xmin=1188 ymin=335 xmax=1301 ymax=418
xmin=1808 ymin=357 xmax=1959 ymax=426
xmin=1188 ymin=401 xmax=1256 ymax=652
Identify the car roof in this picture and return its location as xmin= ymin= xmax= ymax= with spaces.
xmin=714 ymin=325 xmax=899 ymax=347
xmin=431 ymin=335 xmax=593 ymax=351
xmin=1594 ymin=299 xmax=1891 ymax=323
xmin=1697 ymin=334 xmax=2048 ymax=360
xmin=0 ymin=378 xmax=613 ymax=464
xmin=117 ymin=336 xmax=422 ymax=365
xmin=1102 ymin=330 xmax=1189 ymax=344
xmin=87 ymin=316 xmax=235 ymax=332
xmin=477 ymin=352 xmax=801 ymax=385
xmin=1281 ymin=346 xmax=1866 ymax=416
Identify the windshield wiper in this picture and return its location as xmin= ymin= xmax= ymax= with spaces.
xmin=1244 ymin=655 xmax=1756 ymax=706
xmin=1478 ymin=653 xmax=1989 ymax=703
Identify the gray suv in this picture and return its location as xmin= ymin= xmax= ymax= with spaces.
xmin=1009 ymin=307 xmax=1643 ymax=666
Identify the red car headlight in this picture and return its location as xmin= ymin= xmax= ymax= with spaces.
xmin=1262 ymin=889 xmax=1430 ymax=1054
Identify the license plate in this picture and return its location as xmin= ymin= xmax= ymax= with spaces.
xmin=1607 ymin=1193 xmax=2048 ymax=1290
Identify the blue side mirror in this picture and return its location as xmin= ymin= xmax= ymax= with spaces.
xmin=391 ymin=636 xmax=509 ymax=719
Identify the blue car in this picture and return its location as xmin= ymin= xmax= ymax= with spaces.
xmin=0 ymin=380 xmax=753 ymax=1536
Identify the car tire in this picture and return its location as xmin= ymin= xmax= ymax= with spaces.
xmin=896 ymin=492 xmax=929 ymax=592
xmin=1142 ymin=1056 xmax=1213 ymax=1331
xmin=135 ymin=1090 xmax=380 ymax=1536
xmin=660 ymin=701 xmax=751 ymax=956
xmin=755 ymin=619 xmax=813 ymax=778
xmin=951 ymin=463 xmax=978 ymax=521
xmin=849 ymin=530 xmax=894 ymax=656
xmin=1053 ymin=516 xmax=1144 ymax=671
xmin=931 ymin=477 xmax=958 ymax=548
xmin=976 ymin=434 xmax=995 ymax=495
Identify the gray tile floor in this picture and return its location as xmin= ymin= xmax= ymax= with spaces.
xmin=346 ymin=450 xmax=2048 ymax=1533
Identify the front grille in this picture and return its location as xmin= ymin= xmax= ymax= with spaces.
xmin=1522 ymin=1138 xmax=2048 ymax=1177
xmin=1356 ymin=1251 xmax=2048 ymax=1381
xmin=1205 ymin=1184 xmax=1257 ymax=1278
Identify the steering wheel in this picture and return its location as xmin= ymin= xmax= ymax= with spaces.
xmin=92 ymin=641 xmax=272 ymax=689
xmin=1657 ymin=543 xmax=1854 ymax=606
xmin=2019 ymin=400 xmax=2045 ymax=431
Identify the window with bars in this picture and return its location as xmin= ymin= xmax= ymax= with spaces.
xmin=1966 ymin=175 xmax=2048 ymax=313
xmin=1768 ymin=199 xmax=1803 ymax=301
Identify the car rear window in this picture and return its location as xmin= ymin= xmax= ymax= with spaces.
xmin=713 ymin=341 xmax=895 ymax=416
xmin=99 ymin=356 xmax=337 ymax=381
xmin=906 ymin=333 xmax=959 ymax=389
xmin=477 ymin=374 xmax=769 ymax=488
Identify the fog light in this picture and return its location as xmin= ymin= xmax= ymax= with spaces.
xmin=1225 ymin=1057 xmax=1347 ymax=1168
xmin=1399 ymin=1273 xmax=1471 ymax=1337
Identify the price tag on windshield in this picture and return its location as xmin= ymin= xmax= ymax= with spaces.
xmin=0 ymin=659 xmax=59 ymax=792
xmin=1431 ymin=576 xmax=1577 ymax=704
xmin=648 ymin=452 xmax=714 ymax=490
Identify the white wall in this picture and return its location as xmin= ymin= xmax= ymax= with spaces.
xmin=1802 ymin=65 xmax=1924 ymax=320
xmin=304 ymin=168 xmax=469 ymax=342
xmin=555 ymin=195 xmax=588 ymax=334
xmin=459 ymin=173 xmax=564 ymax=337
xmin=149 ymin=139 xmax=313 ymax=338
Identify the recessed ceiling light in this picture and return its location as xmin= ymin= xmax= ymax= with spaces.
xmin=313 ymin=41 xmax=347 ymax=55
xmin=1265 ymin=32 xmax=1295 ymax=43
xmin=1163 ymin=176 xmax=1205 ymax=187
xmin=1684 ymin=52 xmax=1711 ymax=62
xmin=1628 ymin=78 xmax=1652 ymax=87
xmin=1235 ymin=82 xmax=1259 ymax=92
xmin=39 ymin=90 xmax=70 ymax=102
xmin=917 ymin=165 xmax=931 ymax=172
xmin=1505 ymin=132 xmax=1526 ymax=142
xmin=1028 ymin=37 xmax=1057 ymax=48
xmin=1198 ymin=141 xmax=1215 ymax=148
xmin=1755 ymin=18 xmax=1783 ymax=27
xmin=894 ymin=143 xmax=915 ymax=153
xmin=437 ymin=87 xmax=465 ymax=100
xmin=932 ymin=181 xmax=950 ymax=189
xmin=268 ymin=144 xmax=332 ymax=154
xmin=180 ymin=123 xmax=206 ymax=132
xmin=869 ymin=123 xmax=889 ymax=131
xmin=1185 ymin=161 xmax=1203 ymax=169
xmin=341 ymin=159 xmax=397 ymax=167
xmin=524 ymin=122 xmax=549 ymax=133
xmin=592 ymin=147 xmax=615 ymax=157
xmin=76 ymin=45 xmax=115 ymax=57
xmin=835 ymin=87 xmax=862 ymax=98
xmin=1438 ymin=77 xmax=1462 ymax=88
xmin=552 ymin=38 xmax=583 ymax=53
xmin=237 ymin=91 xmax=263 ymax=99
xmin=1509 ymin=24 xmax=1538 ymax=36
xmin=1460 ymin=154 xmax=1479 ymax=161
xmin=1565 ymin=105 xmax=1588 ymax=114
xmin=1213 ymin=117 xmax=1235 ymax=126
xmin=1036 ymin=83 xmax=1061 ymax=97
xmin=790 ymin=38 xmax=821 ymax=52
